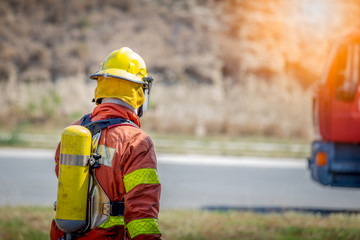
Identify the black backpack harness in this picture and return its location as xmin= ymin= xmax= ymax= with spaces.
xmin=80 ymin=113 xmax=139 ymax=135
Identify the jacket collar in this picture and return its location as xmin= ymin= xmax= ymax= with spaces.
xmin=91 ymin=103 xmax=141 ymax=127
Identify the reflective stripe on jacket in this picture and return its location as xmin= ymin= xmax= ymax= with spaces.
xmin=51 ymin=103 xmax=161 ymax=240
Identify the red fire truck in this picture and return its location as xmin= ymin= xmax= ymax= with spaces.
xmin=308 ymin=25 xmax=360 ymax=187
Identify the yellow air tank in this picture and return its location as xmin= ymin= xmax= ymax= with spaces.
xmin=55 ymin=125 xmax=92 ymax=233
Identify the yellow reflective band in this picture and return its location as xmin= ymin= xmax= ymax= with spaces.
xmin=123 ymin=168 xmax=160 ymax=193
xmin=98 ymin=216 xmax=125 ymax=229
xmin=127 ymin=218 xmax=161 ymax=239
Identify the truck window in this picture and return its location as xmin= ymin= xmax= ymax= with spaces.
xmin=335 ymin=43 xmax=360 ymax=101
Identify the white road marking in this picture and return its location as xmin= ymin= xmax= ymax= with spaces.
xmin=157 ymin=154 xmax=306 ymax=169
xmin=0 ymin=148 xmax=54 ymax=158
xmin=0 ymin=148 xmax=306 ymax=169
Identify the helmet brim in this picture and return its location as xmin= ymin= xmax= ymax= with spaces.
xmin=90 ymin=69 xmax=144 ymax=84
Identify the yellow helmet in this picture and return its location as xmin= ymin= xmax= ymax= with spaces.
xmin=90 ymin=47 xmax=153 ymax=115
xmin=90 ymin=47 xmax=148 ymax=84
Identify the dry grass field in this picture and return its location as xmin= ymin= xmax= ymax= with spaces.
xmin=1 ymin=0 xmax=360 ymax=140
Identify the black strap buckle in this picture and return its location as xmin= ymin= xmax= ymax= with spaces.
xmin=89 ymin=153 xmax=101 ymax=169
xmin=110 ymin=200 xmax=125 ymax=216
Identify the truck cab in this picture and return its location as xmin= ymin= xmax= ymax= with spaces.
xmin=309 ymin=26 xmax=360 ymax=187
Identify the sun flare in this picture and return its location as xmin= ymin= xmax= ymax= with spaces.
xmin=299 ymin=0 xmax=332 ymax=25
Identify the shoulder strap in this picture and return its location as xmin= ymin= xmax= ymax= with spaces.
xmin=80 ymin=113 xmax=138 ymax=136
xmin=80 ymin=113 xmax=92 ymax=126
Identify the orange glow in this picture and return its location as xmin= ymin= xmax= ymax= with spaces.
xmin=316 ymin=152 xmax=327 ymax=166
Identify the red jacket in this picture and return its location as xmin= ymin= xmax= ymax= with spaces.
xmin=51 ymin=103 xmax=161 ymax=240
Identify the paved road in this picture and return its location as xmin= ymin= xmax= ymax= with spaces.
xmin=1 ymin=148 xmax=360 ymax=211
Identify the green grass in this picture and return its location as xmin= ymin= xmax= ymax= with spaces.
xmin=1 ymin=207 xmax=360 ymax=240
xmin=0 ymin=206 xmax=52 ymax=240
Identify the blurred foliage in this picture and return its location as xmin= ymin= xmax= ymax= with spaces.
xmin=0 ymin=127 xmax=26 ymax=146
xmin=1 ymin=0 xmax=358 ymax=86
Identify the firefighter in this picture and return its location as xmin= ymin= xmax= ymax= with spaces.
xmin=50 ymin=47 xmax=161 ymax=240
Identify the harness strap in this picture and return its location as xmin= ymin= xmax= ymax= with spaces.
xmin=80 ymin=113 xmax=92 ymax=126
xmin=110 ymin=200 xmax=125 ymax=216
xmin=80 ymin=113 xmax=138 ymax=136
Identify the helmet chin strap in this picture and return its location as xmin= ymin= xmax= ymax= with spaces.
xmin=137 ymin=105 xmax=144 ymax=118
